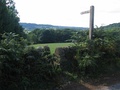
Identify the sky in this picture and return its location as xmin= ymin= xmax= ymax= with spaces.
xmin=14 ymin=0 xmax=120 ymax=27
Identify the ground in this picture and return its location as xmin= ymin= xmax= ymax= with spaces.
xmin=60 ymin=72 xmax=120 ymax=90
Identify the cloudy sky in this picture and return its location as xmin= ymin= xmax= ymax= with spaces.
xmin=14 ymin=0 xmax=120 ymax=27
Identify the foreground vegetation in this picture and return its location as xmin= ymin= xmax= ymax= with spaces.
xmin=1 ymin=28 xmax=120 ymax=90
xmin=0 ymin=33 xmax=61 ymax=90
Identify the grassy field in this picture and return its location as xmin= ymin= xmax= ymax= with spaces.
xmin=31 ymin=43 xmax=73 ymax=54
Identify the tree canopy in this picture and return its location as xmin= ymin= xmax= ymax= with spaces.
xmin=0 ymin=0 xmax=25 ymax=38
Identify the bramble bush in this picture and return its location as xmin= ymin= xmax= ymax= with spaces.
xmin=0 ymin=32 xmax=61 ymax=90
xmin=53 ymin=28 xmax=120 ymax=79
xmin=75 ymin=28 xmax=120 ymax=77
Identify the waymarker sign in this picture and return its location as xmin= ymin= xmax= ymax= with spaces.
xmin=81 ymin=6 xmax=94 ymax=40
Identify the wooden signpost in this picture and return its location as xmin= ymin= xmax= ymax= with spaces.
xmin=81 ymin=6 xmax=94 ymax=40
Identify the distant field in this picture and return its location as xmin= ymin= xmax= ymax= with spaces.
xmin=31 ymin=43 xmax=73 ymax=54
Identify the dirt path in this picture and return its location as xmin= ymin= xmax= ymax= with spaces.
xmin=60 ymin=81 xmax=120 ymax=90
xmin=60 ymin=72 xmax=120 ymax=90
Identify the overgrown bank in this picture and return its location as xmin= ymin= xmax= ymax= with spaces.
xmin=0 ymin=27 xmax=120 ymax=90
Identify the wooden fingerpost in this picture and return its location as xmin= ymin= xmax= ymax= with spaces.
xmin=81 ymin=5 xmax=94 ymax=40
xmin=89 ymin=6 xmax=94 ymax=40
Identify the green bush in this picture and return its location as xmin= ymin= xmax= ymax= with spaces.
xmin=0 ymin=32 xmax=27 ymax=90
xmin=75 ymin=29 xmax=120 ymax=77
xmin=22 ymin=46 xmax=61 ymax=89
xmin=0 ymin=33 xmax=61 ymax=90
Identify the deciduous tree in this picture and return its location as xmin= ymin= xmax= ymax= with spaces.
xmin=0 ymin=0 xmax=25 ymax=39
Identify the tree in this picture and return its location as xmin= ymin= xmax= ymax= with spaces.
xmin=40 ymin=30 xmax=55 ymax=43
xmin=0 ymin=0 xmax=25 ymax=38
xmin=27 ymin=29 xmax=44 ymax=44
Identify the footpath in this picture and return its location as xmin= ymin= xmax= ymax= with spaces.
xmin=60 ymin=72 xmax=120 ymax=90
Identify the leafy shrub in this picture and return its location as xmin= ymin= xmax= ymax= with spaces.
xmin=22 ymin=46 xmax=61 ymax=89
xmin=0 ymin=32 xmax=27 ymax=90
xmin=0 ymin=33 xmax=61 ymax=90
xmin=75 ymin=29 xmax=120 ymax=77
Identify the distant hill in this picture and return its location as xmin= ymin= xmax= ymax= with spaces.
xmin=101 ymin=22 xmax=120 ymax=29
xmin=20 ymin=23 xmax=88 ymax=31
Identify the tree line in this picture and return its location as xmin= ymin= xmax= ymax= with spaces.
xmin=27 ymin=28 xmax=88 ymax=44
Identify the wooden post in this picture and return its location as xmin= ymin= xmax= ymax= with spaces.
xmin=80 ymin=5 xmax=95 ymax=40
xmin=89 ymin=6 xmax=94 ymax=40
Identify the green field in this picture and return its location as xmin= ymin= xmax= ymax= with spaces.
xmin=31 ymin=43 xmax=73 ymax=54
